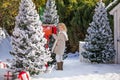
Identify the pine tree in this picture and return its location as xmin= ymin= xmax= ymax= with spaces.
xmin=42 ymin=0 xmax=59 ymax=25
xmin=81 ymin=1 xmax=115 ymax=63
xmin=10 ymin=0 xmax=52 ymax=75
xmin=41 ymin=0 xmax=59 ymax=65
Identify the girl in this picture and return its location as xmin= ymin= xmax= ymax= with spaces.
xmin=52 ymin=23 xmax=68 ymax=70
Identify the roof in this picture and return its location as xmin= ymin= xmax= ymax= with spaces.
xmin=106 ymin=0 xmax=120 ymax=12
xmin=109 ymin=3 xmax=120 ymax=15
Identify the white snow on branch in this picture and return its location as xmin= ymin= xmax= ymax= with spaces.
xmin=106 ymin=0 xmax=118 ymax=9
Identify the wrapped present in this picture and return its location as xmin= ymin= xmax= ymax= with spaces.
xmin=4 ymin=71 xmax=13 ymax=80
xmin=18 ymin=71 xmax=31 ymax=80
xmin=0 ymin=61 xmax=7 ymax=69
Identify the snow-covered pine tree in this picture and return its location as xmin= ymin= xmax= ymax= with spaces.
xmin=10 ymin=0 xmax=52 ymax=75
xmin=42 ymin=0 xmax=59 ymax=25
xmin=81 ymin=1 xmax=115 ymax=63
xmin=42 ymin=0 xmax=59 ymax=65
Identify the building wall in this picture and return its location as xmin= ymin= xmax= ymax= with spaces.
xmin=117 ymin=9 xmax=120 ymax=63
xmin=110 ymin=3 xmax=120 ymax=63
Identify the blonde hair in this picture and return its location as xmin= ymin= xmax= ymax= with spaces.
xmin=58 ymin=23 xmax=67 ymax=32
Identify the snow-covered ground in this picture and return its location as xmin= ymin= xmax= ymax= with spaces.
xmin=0 ymin=37 xmax=13 ymax=62
xmin=31 ymin=53 xmax=120 ymax=80
xmin=0 ymin=38 xmax=120 ymax=80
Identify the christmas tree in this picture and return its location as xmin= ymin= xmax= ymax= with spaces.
xmin=42 ymin=0 xmax=59 ymax=65
xmin=10 ymin=0 xmax=52 ymax=75
xmin=81 ymin=1 xmax=115 ymax=63
xmin=42 ymin=0 xmax=59 ymax=25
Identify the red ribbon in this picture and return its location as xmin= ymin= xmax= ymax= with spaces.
xmin=4 ymin=71 xmax=13 ymax=80
xmin=45 ymin=63 xmax=48 ymax=68
xmin=18 ymin=71 xmax=29 ymax=80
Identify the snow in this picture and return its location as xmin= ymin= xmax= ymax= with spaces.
xmin=42 ymin=0 xmax=59 ymax=25
xmin=0 ymin=37 xmax=13 ymax=62
xmin=31 ymin=52 xmax=120 ymax=80
xmin=10 ymin=0 xmax=52 ymax=74
xmin=0 ymin=69 xmax=8 ymax=79
xmin=0 ymin=40 xmax=120 ymax=80
xmin=82 ymin=1 xmax=115 ymax=63
xmin=106 ymin=0 xmax=118 ymax=9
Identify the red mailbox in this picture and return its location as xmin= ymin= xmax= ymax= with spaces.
xmin=42 ymin=24 xmax=57 ymax=48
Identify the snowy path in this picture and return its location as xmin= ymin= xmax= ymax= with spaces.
xmin=32 ymin=56 xmax=120 ymax=80
xmin=0 ymin=37 xmax=13 ymax=61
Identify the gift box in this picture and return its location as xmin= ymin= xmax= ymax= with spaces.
xmin=4 ymin=71 xmax=13 ymax=80
xmin=18 ymin=71 xmax=31 ymax=80
xmin=0 ymin=61 xmax=7 ymax=69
